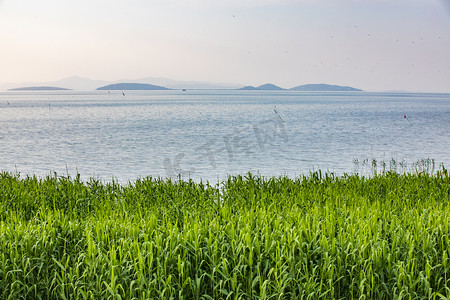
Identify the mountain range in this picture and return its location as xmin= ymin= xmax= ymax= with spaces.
xmin=1 ymin=76 xmax=363 ymax=92
xmin=239 ymin=83 xmax=362 ymax=91
xmin=96 ymin=83 xmax=170 ymax=91
xmin=0 ymin=76 xmax=241 ymax=91
xmin=8 ymin=86 xmax=70 ymax=91
xmin=239 ymin=83 xmax=285 ymax=90
xmin=290 ymin=84 xmax=362 ymax=91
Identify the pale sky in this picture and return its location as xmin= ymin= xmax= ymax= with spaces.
xmin=0 ymin=0 xmax=449 ymax=92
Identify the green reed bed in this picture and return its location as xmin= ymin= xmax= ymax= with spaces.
xmin=0 ymin=169 xmax=449 ymax=299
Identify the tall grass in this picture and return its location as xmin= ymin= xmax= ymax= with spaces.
xmin=0 ymin=167 xmax=449 ymax=299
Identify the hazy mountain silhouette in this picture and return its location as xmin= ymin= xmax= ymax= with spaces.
xmin=53 ymin=76 xmax=110 ymax=90
xmin=239 ymin=86 xmax=259 ymax=90
xmin=238 ymin=83 xmax=285 ymax=90
xmin=290 ymin=84 xmax=362 ymax=91
xmin=0 ymin=76 xmax=241 ymax=91
xmin=0 ymin=76 xmax=109 ymax=91
xmin=1 ymin=76 xmax=362 ymax=92
xmin=96 ymin=83 xmax=170 ymax=90
xmin=8 ymin=86 xmax=70 ymax=91
xmin=129 ymin=77 xmax=241 ymax=89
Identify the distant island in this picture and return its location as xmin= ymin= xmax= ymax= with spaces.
xmin=238 ymin=83 xmax=285 ymax=90
xmin=289 ymin=84 xmax=362 ymax=91
xmin=1 ymin=76 xmax=367 ymax=92
xmin=2 ymin=78 xmax=362 ymax=92
xmin=8 ymin=86 xmax=70 ymax=91
xmin=238 ymin=83 xmax=362 ymax=91
xmin=96 ymin=83 xmax=170 ymax=90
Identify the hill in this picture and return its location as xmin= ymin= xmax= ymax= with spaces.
xmin=238 ymin=83 xmax=285 ymax=90
xmin=96 ymin=83 xmax=170 ymax=90
xmin=8 ymin=86 xmax=70 ymax=91
xmin=239 ymin=86 xmax=259 ymax=90
xmin=290 ymin=84 xmax=362 ymax=91
xmin=130 ymin=77 xmax=241 ymax=89
xmin=1 ymin=76 xmax=240 ymax=91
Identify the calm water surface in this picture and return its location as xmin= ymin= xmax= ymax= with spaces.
xmin=1 ymin=90 xmax=449 ymax=183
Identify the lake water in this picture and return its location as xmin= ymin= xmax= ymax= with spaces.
xmin=0 ymin=90 xmax=449 ymax=183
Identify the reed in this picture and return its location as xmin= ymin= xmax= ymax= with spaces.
xmin=0 ymin=166 xmax=449 ymax=299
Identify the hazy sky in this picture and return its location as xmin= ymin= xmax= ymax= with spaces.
xmin=1 ymin=0 xmax=449 ymax=92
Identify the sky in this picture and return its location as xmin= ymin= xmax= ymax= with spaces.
xmin=0 ymin=0 xmax=449 ymax=92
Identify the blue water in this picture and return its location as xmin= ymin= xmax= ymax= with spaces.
xmin=1 ymin=90 xmax=449 ymax=183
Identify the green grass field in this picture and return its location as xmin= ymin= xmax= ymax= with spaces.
xmin=0 ymin=166 xmax=449 ymax=299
